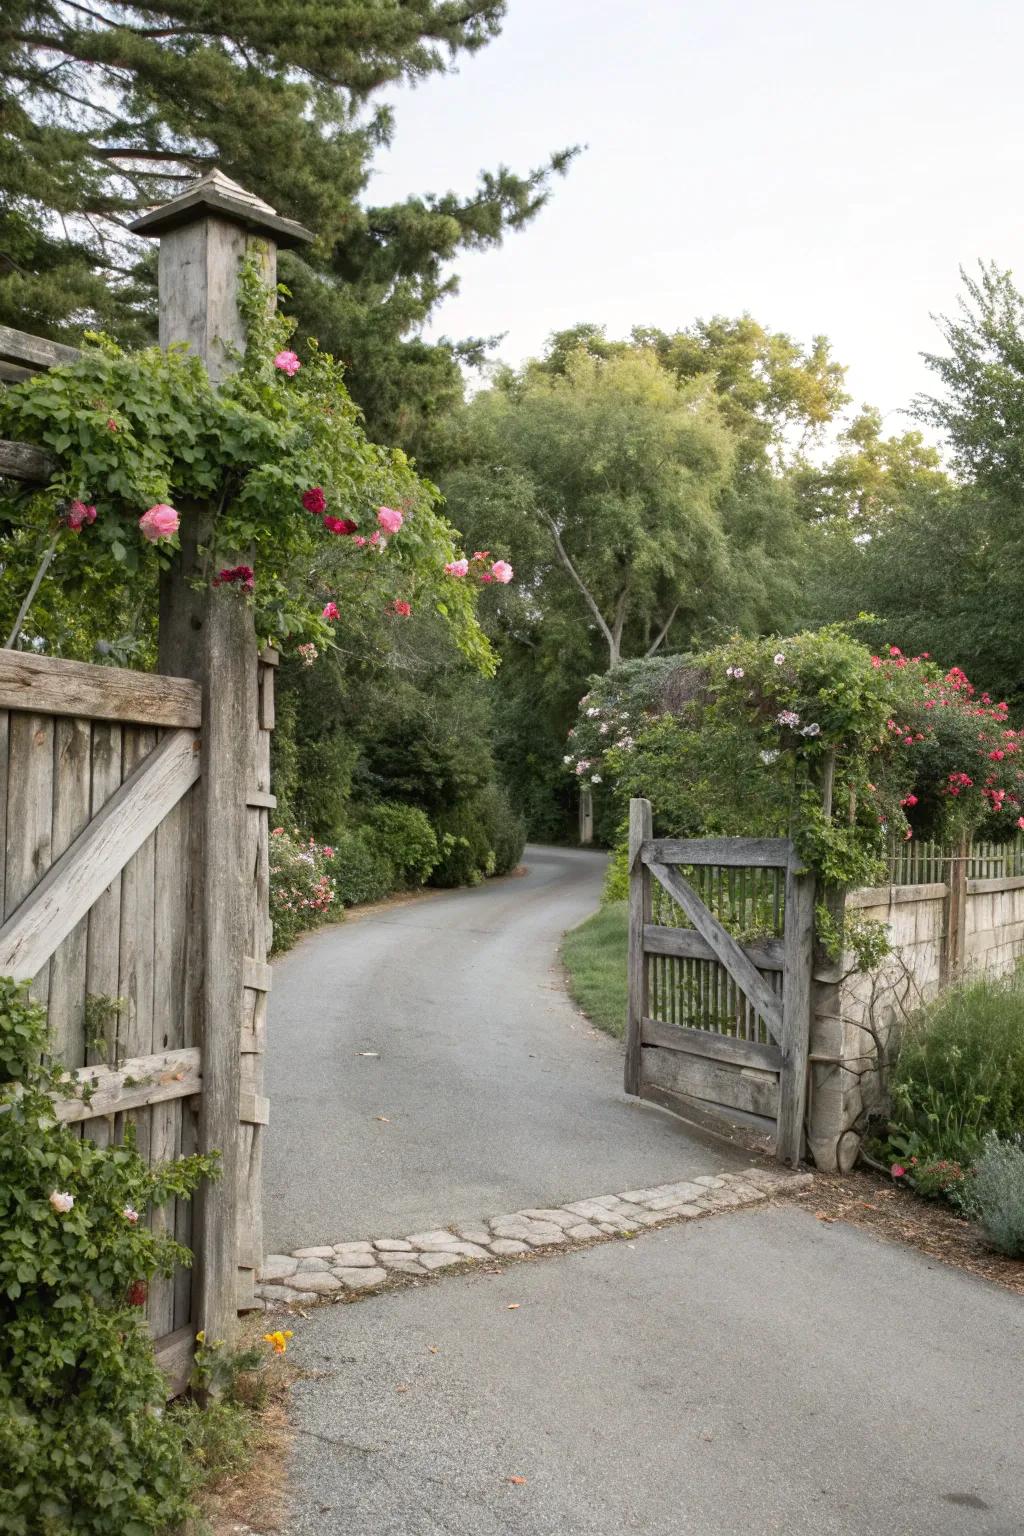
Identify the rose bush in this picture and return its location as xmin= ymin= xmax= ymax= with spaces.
xmin=0 ymin=257 xmax=507 ymax=669
xmin=569 ymin=630 xmax=1024 ymax=888
xmin=0 ymin=976 xmax=217 ymax=1535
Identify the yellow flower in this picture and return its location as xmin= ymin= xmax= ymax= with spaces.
xmin=195 ymin=1330 xmax=205 ymax=1345
xmin=264 ymin=1329 xmax=294 ymax=1354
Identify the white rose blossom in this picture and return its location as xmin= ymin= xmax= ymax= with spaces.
xmin=49 ymin=1191 xmax=74 ymax=1214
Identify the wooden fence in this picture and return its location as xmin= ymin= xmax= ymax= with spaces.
xmin=0 ymin=170 xmax=308 ymax=1390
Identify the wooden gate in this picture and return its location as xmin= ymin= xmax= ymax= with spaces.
xmin=0 ymin=647 xmax=276 ymax=1390
xmin=624 ymin=798 xmax=814 ymax=1165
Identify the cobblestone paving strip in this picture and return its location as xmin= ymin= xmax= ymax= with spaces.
xmin=254 ymin=1166 xmax=814 ymax=1310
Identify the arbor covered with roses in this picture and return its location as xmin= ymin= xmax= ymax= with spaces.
xmin=570 ymin=628 xmax=1024 ymax=890
xmin=0 ymin=258 xmax=506 ymax=669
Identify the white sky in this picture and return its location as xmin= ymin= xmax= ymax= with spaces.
xmin=377 ymin=0 xmax=1023 ymax=433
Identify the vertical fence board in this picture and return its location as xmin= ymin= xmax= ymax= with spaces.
xmin=83 ymin=722 xmax=124 ymax=1150
xmin=149 ymin=771 xmax=192 ymax=1337
xmin=116 ymin=728 xmax=157 ymax=1159
xmin=48 ymin=718 xmax=92 ymax=1068
xmin=6 ymin=714 xmax=54 ymax=1004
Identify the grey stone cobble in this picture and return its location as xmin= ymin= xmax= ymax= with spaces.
xmin=257 ymin=1167 xmax=813 ymax=1306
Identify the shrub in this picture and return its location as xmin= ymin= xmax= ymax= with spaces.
xmin=960 ymin=1132 xmax=1024 ymax=1256
xmin=330 ymin=827 xmax=397 ymax=907
xmin=0 ymin=976 xmax=216 ymax=1536
xmin=429 ymin=803 xmax=491 ymax=888
xmin=477 ymin=782 xmax=527 ymax=876
xmin=269 ymin=828 xmax=339 ymax=952
xmin=883 ymin=971 xmax=1024 ymax=1177
xmin=366 ymin=803 xmax=439 ymax=887
xmin=429 ymin=784 xmax=526 ymax=888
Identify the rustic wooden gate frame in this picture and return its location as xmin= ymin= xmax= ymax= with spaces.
xmin=0 ymin=171 xmax=311 ymax=1379
xmin=625 ymin=797 xmax=815 ymax=1166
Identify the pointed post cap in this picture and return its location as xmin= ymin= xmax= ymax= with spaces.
xmin=129 ymin=168 xmax=313 ymax=248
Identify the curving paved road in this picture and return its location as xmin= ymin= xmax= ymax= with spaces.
xmin=264 ymin=845 xmax=746 ymax=1252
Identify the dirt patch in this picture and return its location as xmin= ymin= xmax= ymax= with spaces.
xmin=792 ymin=1167 xmax=1024 ymax=1296
xmin=191 ymin=1317 xmax=296 ymax=1536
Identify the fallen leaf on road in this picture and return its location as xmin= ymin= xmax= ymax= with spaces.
xmin=506 ymin=1476 xmax=527 ymax=1485
xmin=375 ymin=1116 xmax=391 ymax=1123
xmin=395 ymin=1384 xmax=409 ymax=1393
xmin=815 ymin=1212 xmax=835 ymax=1222
xmin=358 ymin=1051 xmax=380 ymax=1058
xmin=507 ymin=1303 xmax=520 ymax=1310
xmin=428 ymin=1346 xmax=439 ymax=1354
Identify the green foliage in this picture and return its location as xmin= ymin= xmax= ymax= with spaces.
xmin=959 ymin=1133 xmax=1024 ymax=1257
xmin=475 ymin=782 xmax=527 ymax=876
xmin=0 ymin=976 xmax=217 ymax=1536
xmin=882 ymin=972 xmax=1024 ymax=1178
xmin=590 ymin=628 xmax=897 ymax=888
xmin=428 ymin=784 xmax=524 ymax=887
xmin=814 ymin=904 xmax=892 ymax=972
xmin=443 ymin=346 xmax=738 ymax=671
xmin=560 ymin=901 xmax=629 ymax=1040
xmin=2 ymin=1 xmax=575 ymax=450
xmin=0 ymin=261 xmax=495 ymax=667
xmin=268 ymin=829 xmax=339 ymax=952
xmin=329 ymin=828 xmax=396 ymax=910
xmin=436 ymin=316 xmax=846 ymax=840
xmin=367 ymin=803 xmax=439 ymax=887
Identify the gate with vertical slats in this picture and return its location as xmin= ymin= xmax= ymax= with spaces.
xmin=624 ymin=798 xmax=814 ymax=1165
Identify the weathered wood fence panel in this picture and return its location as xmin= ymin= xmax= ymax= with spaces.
xmin=625 ymin=797 xmax=815 ymax=1166
xmin=0 ymin=659 xmax=202 ymax=1377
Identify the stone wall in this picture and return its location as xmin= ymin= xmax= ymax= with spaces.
xmin=806 ymin=872 xmax=1024 ymax=1171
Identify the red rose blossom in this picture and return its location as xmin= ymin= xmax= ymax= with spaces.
xmin=302 ymin=487 xmax=327 ymax=514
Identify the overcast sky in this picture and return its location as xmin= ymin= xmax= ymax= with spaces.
xmin=377 ymin=0 xmax=1021 ymax=434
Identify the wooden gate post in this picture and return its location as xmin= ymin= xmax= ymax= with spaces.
xmin=132 ymin=173 xmax=310 ymax=1343
xmin=941 ymin=836 xmax=969 ymax=986
xmin=777 ymin=854 xmax=815 ymax=1166
xmin=625 ymin=797 xmax=652 ymax=1095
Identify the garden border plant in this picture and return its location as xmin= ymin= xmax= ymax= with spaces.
xmin=0 ymin=975 xmax=218 ymax=1535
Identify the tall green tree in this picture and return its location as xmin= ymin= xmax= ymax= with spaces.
xmin=1 ymin=1 xmax=573 ymax=444
xmin=444 ymin=347 xmax=739 ymax=670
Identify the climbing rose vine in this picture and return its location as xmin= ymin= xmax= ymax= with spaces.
xmin=0 ymin=258 xmax=510 ymax=670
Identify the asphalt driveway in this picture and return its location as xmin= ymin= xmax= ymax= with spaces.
xmin=283 ymin=1203 xmax=1024 ymax=1535
xmin=264 ymin=845 xmax=751 ymax=1252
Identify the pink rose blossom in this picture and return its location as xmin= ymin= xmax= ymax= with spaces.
xmin=353 ymin=535 xmax=368 ymax=547
xmin=49 ymin=1191 xmax=74 ymax=1214
xmin=139 ymin=504 xmax=179 ymax=543
xmin=274 ymin=350 xmax=301 ymax=376
xmin=123 ymin=1205 xmax=139 ymax=1225
xmin=65 ymin=500 xmax=97 ymax=532
xmin=377 ymin=506 xmax=404 ymax=534
xmin=445 ymin=559 xmax=469 ymax=577
xmin=490 ymin=560 xmax=513 ymax=584
xmin=392 ymin=599 xmax=411 ymax=617
xmin=890 ymin=1164 xmax=905 ymax=1178
xmin=322 ymin=601 xmax=340 ymax=621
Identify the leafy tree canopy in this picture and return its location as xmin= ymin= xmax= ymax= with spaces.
xmin=443 ymin=345 xmax=739 ymax=670
xmin=1 ymin=0 xmax=574 ymax=444
xmin=536 ymin=315 xmax=850 ymax=468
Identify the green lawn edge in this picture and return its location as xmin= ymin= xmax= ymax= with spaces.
xmin=560 ymin=899 xmax=629 ymax=1040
